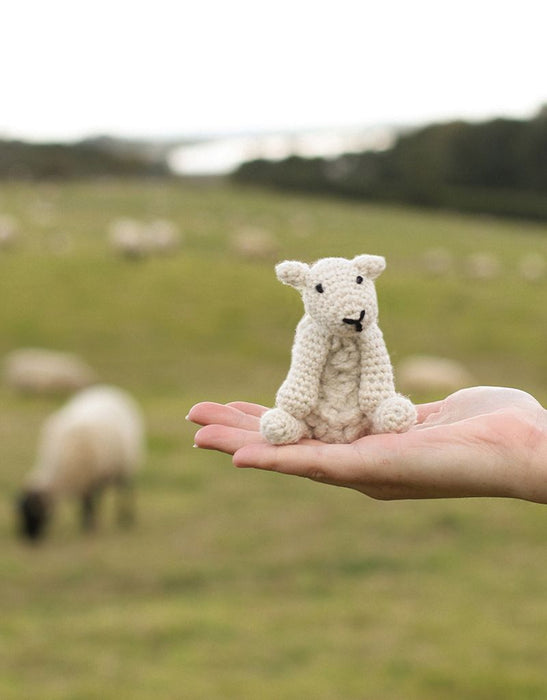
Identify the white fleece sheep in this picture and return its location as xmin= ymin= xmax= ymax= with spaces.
xmin=397 ymin=355 xmax=474 ymax=396
xmin=4 ymin=348 xmax=97 ymax=395
xmin=260 ymin=255 xmax=416 ymax=445
xmin=108 ymin=218 xmax=147 ymax=259
xmin=18 ymin=385 xmax=145 ymax=540
xmin=230 ymin=226 xmax=279 ymax=260
xmin=518 ymin=252 xmax=545 ymax=282
xmin=146 ymin=219 xmax=181 ymax=255
xmin=108 ymin=218 xmax=181 ymax=259
xmin=0 ymin=214 xmax=20 ymax=250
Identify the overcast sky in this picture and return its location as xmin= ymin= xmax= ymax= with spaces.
xmin=2 ymin=0 xmax=546 ymax=142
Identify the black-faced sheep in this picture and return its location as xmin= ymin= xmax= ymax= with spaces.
xmin=17 ymin=385 xmax=145 ymax=541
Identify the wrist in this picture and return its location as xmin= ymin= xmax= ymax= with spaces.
xmin=519 ymin=406 xmax=547 ymax=504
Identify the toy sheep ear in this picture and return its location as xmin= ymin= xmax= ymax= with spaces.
xmin=353 ymin=254 xmax=386 ymax=280
xmin=275 ymin=261 xmax=310 ymax=289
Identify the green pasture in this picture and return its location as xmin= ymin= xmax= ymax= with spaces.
xmin=0 ymin=180 xmax=546 ymax=699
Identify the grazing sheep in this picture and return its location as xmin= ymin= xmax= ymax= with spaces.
xmin=108 ymin=217 xmax=181 ymax=258
xmin=421 ymin=247 xmax=454 ymax=276
xmin=17 ymin=385 xmax=145 ymax=541
xmin=465 ymin=252 xmax=501 ymax=280
xmin=396 ymin=355 xmax=474 ymax=396
xmin=145 ymin=219 xmax=181 ymax=255
xmin=518 ymin=252 xmax=545 ymax=283
xmin=230 ymin=227 xmax=279 ymax=261
xmin=0 ymin=214 xmax=20 ymax=250
xmin=108 ymin=217 xmax=147 ymax=259
xmin=4 ymin=348 xmax=96 ymax=396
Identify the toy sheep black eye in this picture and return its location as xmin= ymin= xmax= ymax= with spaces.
xmin=315 ymin=283 xmax=324 ymax=293
xmin=356 ymin=276 xmax=363 ymax=284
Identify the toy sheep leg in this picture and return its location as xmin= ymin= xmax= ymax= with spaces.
xmin=260 ymin=407 xmax=309 ymax=445
xmin=372 ymin=394 xmax=417 ymax=434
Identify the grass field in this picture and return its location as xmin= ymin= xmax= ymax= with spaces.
xmin=0 ymin=179 xmax=546 ymax=699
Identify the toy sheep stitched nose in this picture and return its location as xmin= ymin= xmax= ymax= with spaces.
xmin=342 ymin=309 xmax=366 ymax=332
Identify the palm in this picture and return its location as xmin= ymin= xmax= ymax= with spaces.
xmin=189 ymin=387 xmax=546 ymax=503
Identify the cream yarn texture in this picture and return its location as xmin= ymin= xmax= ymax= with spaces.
xmin=260 ymin=255 xmax=417 ymax=444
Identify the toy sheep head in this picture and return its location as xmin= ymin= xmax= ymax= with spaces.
xmin=276 ymin=254 xmax=386 ymax=336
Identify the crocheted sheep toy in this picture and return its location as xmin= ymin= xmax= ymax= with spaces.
xmin=260 ymin=255 xmax=417 ymax=444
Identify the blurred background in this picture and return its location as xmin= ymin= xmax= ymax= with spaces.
xmin=1 ymin=1 xmax=546 ymax=698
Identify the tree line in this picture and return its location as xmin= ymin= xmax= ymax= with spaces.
xmin=0 ymin=136 xmax=171 ymax=179
xmin=232 ymin=107 xmax=547 ymax=221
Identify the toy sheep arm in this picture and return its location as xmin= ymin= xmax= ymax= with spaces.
xmin=275 ymin=315 xmax=330 ymax=418
xmin=360 ymin=323 xmax=417 ymax=433
xmin=358 ymin=322 xmax=396 ymax=413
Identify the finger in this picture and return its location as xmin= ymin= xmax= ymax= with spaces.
xmin=194 ymin=424 xmax=265 ymax=454
xmin=225 ymin=401 xmax=269 ymax=418
xmin=232 ymin=440 xmax=371 ymax=487
xmin=187 ymin=402 xmax=261 ymax=431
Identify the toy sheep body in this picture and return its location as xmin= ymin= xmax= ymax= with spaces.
xmin=260 ymin=255 xmax=416 ymax=445
xmin=18 ymin=385 xmax=145 ymax=540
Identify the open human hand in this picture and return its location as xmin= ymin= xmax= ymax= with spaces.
xmin=188 ymin=387 xmax=547 ymax=503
